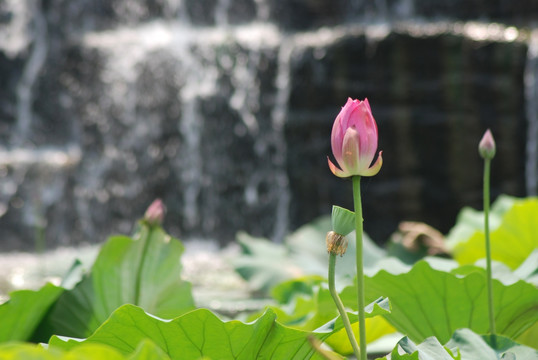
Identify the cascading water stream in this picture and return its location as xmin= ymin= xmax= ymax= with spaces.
xmin=525 ymin=30 xmax=538 ymax=196
xmin=270 ymin=38 xmax=293 ymax=242
xmin=15 ymin=0 xmax=47 ymax=146
xmin=0 ymin=0 xmax=534 ymax=250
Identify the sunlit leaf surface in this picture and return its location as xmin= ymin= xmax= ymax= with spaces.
xmin=50 ymin=304 xmax=327 ymax=360
xmin=341 ymin=261 xmax=538 ymax=345
xmin=447 ymin=196 xmax=538 ymax=269
xmin=39 ymin=224 xmax=195 ymax=339
xmin=0 ymin=283 xmax=63 ymax=341
xmin=379 ymin=328 xmax=538 ymax=360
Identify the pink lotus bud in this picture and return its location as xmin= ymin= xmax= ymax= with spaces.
xmin=479 ymin=129 xmax=496 ymax=160
xmin=144 ymin=199 xmax=166 ymax=226
xmin=328 ymin=98 xmax=383 ymax=178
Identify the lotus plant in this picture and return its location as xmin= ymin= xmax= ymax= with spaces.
xmin=328 ymin=98 xmax=383 ymax=360
xmin=479 ymin=129 xmax=497 ymax=343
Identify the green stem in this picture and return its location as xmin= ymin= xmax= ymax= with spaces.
xmin=134 ymin=224 xmax=152 ymax=305
xmin=328 ymin=253 xmax=361 ymax=359
xmin=352 ymin=176 xmax=367 ymax=360
xmin=483 ymin=159 xmax=496 ymax=342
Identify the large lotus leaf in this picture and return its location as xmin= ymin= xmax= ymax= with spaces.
xmin=314 ymin=297 xmax=392 ymax=352
xmin=0 ymin=340 xmax=168 ymax=359
xmin=445 ymin=195 xmax=515 ymax=247
xmin=248 ymin=283 xmax=337 ymax=331
xmin=233 ymin=232 xmax=295 ymax=293
xmin=379 ymin=328 xmax=538 ymax=360
xmin=49 ymin=301 xmax=390 ymax=359
xmin=324 ymin=314 xmax=396 ymax=356
xmin=445 ymin=328 xmax=538 ymax=359
xmin=49 ymin=304 xmax=327 ymax=359
xmin=0 ymin=283 xmax=63 ymax=342
xmin=0 ymin=342 xmax=124 ymax=360
xmin=515 ymin=322 xmax=538 ymax=350
xmin=447 ymin=196 xmax=538 ymax=269
xmin=249 ymin=277 xmax=396 ymax=355
xmin=38 ymin=224 xmax=195 ymax=339
xmin=514 ymin=249 xmax=538 ymax=286
xmin=127 ymin=339 xmax=171 ymax=360
xmin=341 ymin=260 xmax=538 ymax=345
xmin=379 ymin=336 xmax=459 ymax=360
xmin=233 ymin=216 xmax=386 ymax=294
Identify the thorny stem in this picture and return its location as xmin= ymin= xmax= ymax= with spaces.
xmin=352 ymin=176 xmax=367 ymax=360
xmin=328 ymin=253 xmax=361 ymax=359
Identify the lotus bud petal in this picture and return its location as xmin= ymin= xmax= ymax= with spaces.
xmin=144 ymin=199 xmax=166 ymax=226
xmin=479 ymin=129 xmax=496 ymax=160
xmin=329 ymin=98 xmax=382 ymax=177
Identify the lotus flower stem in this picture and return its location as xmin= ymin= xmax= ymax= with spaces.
xmin=328 ymin=98 xmax=381 ymax=359
xmin=352 ymin=176 xmax=367 ymax=360
xmin=479 ymin=129 xmax=496 ymax=343
xmin=483 ymin=158 xmax=496 ymax=340
xmin=328 ymin=253 xmax=361 ymax=359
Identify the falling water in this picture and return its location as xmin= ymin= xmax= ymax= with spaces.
xmin=525 ymin=30 xmax=538 ymax=196
xmin=15 ymin=0 xmax=47 ymax=145
xmin=0 ymin=1 xmax=534 ymax=249
xmin=269 ymin=38 xmax=293 ymax=242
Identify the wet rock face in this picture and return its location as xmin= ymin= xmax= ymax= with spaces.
xmin=0 ymin=0 xmax=535 ymax=250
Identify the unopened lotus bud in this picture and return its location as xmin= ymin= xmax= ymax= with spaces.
xmin=328 ymin=98 xmax=383 ymax=178
xmin=479 ymin=129 xmax=496 ymax=160
xmin=326 ymin=231 xmax=348 ymax=256
xmin=144 ymin=199 xmax=166 ymax=226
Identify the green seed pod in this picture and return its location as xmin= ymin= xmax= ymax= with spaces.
xmin=331 ymin=205 xmax=355 ymax=236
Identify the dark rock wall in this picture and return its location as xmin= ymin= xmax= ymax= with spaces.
xmin=286 ymin=30 xmax=529 ymax=241
xmin=0 ymin=0 xmax=536 ymax=250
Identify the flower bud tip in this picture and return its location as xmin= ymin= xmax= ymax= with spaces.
xmin=479 ymin=129 xmax=496 ymax=160
xmin=144 ymin=199 xmax=166 ymax=226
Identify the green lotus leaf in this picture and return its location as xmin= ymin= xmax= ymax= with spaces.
xmin=249 ymin=277 xmax=396 ymax=355
xmin=446 ymin=328 xmax=538 ymax=359
xmin=445 ymin=194 xmax=515 ymax=248
xmin=36 ymin=224 xmax=195 ymax=339
xmin=0 ymin=340 xmax=168 ymax=359
xmin=0 ymin=283 xmax=63 ymax=342
xmin=341 ymin=260 xmax=538 ymax=345
xmin=49 ymin=304 xmax=327 ymax=359
xmin=49 ymin=299 xmax=389 ymax=359
xmin=378 ymin=328 xmax=538 ymax=360
xmin=0 ymin=342 xmax=125 ymax=359
xmin=233 ymin=216 xmax=386 ymax=294
xmin=447 ymin=196 xmax=538 ymax=269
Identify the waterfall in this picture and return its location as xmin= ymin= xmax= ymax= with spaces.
xmin=525 ymin=30 xmax=538 ymax=196
xmin=0 ymin=0 xmax=534 ymax=249
xmin=15 ymin=0 xmax=47 ymax=145
xmin=269 ymin=38 xmax=293 ymax=242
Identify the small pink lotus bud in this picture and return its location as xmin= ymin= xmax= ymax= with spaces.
xmin=479 ymin=129 xmax=496 ymax=160
xmin=328 ymin=98 xmax=383 ymax=178
xmin=144 ymin=199 xmax=166 ymax=226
